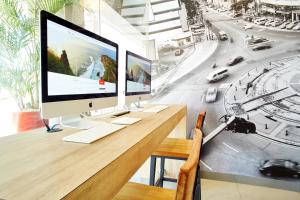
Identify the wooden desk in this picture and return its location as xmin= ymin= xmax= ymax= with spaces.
xmin=0 ymin=104 xmax=186 ymax=200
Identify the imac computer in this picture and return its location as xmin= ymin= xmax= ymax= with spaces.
xmin=125 ymin=51 xmax=151 ymax=108
xmin=40 ymin=10 xmax=118 ymax=126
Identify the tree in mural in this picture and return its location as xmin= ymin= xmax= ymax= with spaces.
xmin=231 ymin=0 xmax=253 ymax=13
xmin=181 ymin=0 xmax=198 ymax=21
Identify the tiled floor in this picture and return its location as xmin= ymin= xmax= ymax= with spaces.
xmin=201 ymin=179 xmax=300 ymax=200
xmin=130 ymin=162 xmax=300 ymax=199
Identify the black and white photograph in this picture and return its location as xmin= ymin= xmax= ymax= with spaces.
xmin=150 ymin=0 xmax=300 ymax=190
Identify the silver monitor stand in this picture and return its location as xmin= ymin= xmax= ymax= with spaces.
xmin=59 ymin=113 xmax=100 ymax=130
xmin=125 ymin=94 xmax=151 ymax=111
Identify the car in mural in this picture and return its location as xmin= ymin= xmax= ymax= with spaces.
xmin=279 ymin=21 xmax=289 ymax=29
xmin=264 ymin=19 xmax=274 ymax=26
xmin=246 ymin=36 xmax=268 ymax=46
xmin=252 ymin=44 xmax=272 ymax=51
xmin=259 ymin=159 xmax=300 ymax=178
xmin=227 ymin=56 xmax=244 ymax=66
xmin=254 ymin=17 xmax=267 ymax=25
xmin=175 ymin=49 xmax=184 ymax=56
xmin=211 ymin=63 xmax=218 ymax=68
xmin=251 ymin=37 xmax=268 ymax=44
xmin=243 ymin=24 xmax=253 ymax=30
xmin=207 ymin=67 xmax=229 ymax=82
xmin=226 ymin=117 xmax=256 ymax=133
xmin=233 ymin=12 xmax=242 ymax=18
xmin=271 ymin=20 xmax=283 ymax=27
xmin=293 ymin=22 xmax=300 ymax=30
xmin=205 ymin=87 xmax=218 ymax=103
xmin=243 ymin=15 xmax=253 ymax=22
xmin=217 ymin=8 xmax=225 ymax=12
xmin=219 ymin=31 xmax=228 ymax=41
xmin=286 ymin=21 xmax=298 ymax=29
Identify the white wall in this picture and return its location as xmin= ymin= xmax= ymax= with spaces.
xmin=100 ymin=1 xmax=148 ymax=107
xmin=258 ymin=0 xmax=300 ymax=6
xmin=80 ymin=0 xmax=149 ymax=107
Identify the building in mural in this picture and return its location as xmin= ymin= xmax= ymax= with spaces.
xmin=151 ymin=0 xmax=300 ymax=191
xmin=256 ymin=0 xmax=300 ymax=21
xmin=121 ymin=0 xmax=192 ymax=43
xmin=120 ymin=0 xmax=196 ymax=77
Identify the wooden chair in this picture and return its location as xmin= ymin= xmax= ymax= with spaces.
xmin=113 ymin=128 xmax=203 ymax=200
xmin=149 ymin=111 xmax=206 ymax=187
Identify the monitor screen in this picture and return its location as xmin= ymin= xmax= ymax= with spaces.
xmin=41 ymin=10 xmax=118 ymax=103
xmin=125 ymin=51 xmax=151 ymax=96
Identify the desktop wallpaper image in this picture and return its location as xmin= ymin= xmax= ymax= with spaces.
xmin=126 ymin=54 xmax=151 ymax=93
xmin=47 ymin=22 xmax=117 ymax=83
xmin=46 ymin=21 xmax=117 ymax=96
xmin=127 ymin=55 xmax=151 ymax=86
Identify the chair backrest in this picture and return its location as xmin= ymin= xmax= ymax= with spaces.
xmin=175 ymin=128 xmax=202 ymax=200
xmin=195 ymin=111 xmax=206 ymax=130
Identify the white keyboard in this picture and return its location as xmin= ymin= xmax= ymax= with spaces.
xmin=111 ymin=117 xmax=141 ymax=125
xmin=63 ymin=121 xmax=125 ymax=144
xmin=143 ymin=105 xmax=169 ymax=113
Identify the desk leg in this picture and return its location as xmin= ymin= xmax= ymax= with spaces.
xmin=159 ymin=157 xmax=165 ymax=187
xmin=149 ymin=156 xmax=156 ymax=186
xmin=164 ymin=115 xmax=187 ymax=179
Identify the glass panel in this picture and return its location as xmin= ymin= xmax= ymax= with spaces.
xmin=0 ymin=0 xmax=83 ymax=136
xmin=1 ymin=0 xmax=300 ymax=192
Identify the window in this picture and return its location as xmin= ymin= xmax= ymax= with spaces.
xmin=218 ymin=70 xmax=226 ymax=75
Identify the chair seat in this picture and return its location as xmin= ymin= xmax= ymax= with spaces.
xmin=152 ymin=138 xmax=193 ymax=159
xmin=113 ymin=182 xmax=176 ymax=200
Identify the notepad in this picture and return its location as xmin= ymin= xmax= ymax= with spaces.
xmin=111 ymin=117 xmax=141 ymax=125
xmin=143 ymin=105 xmax=169 ymax=113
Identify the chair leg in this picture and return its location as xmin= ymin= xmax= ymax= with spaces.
xmin=199 ymin=165 xmax=201 ymax=200
xmin=194 ymin=164 xmax=201 ymax=200
xmin=149 ymin=156 xmax=156 ymax=186
xmin=199 ymin=174 xmax=201 ymax=200
xmin=159 ymin=157 xmax=165 ymax=187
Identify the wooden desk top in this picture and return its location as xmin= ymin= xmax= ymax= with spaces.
xmin=0 ymin=104 xmax=186 ymax=200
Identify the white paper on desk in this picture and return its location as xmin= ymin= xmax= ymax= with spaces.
xmin=111 ymin=117 xmax=141 ymax=125
xmin=142 ymin=105 xmax=169 ymax=113
xmin=62 ymin=121 xmax=125 ymax=144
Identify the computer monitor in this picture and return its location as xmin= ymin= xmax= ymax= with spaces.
xmin=40 ymin=10 xmax=118 ymax=119
xmin=125 ymin=51 xmax=151 ymax=107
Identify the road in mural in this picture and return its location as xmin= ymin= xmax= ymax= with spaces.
xmin=151 ymin=3 xmax=300 ymax=190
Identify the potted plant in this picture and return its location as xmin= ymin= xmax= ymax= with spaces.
xmin=0 ymin=0 xmax=75 ymax=132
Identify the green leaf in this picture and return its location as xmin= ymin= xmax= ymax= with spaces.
xmin=0 ymin=0 xmax=76 ymax=110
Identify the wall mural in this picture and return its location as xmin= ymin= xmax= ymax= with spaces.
xmin=150 ymin=0 xmax=300 ymax=190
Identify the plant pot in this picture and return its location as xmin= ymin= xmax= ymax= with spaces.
xmin=12 ymin=111 xmax=45 ymax=133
